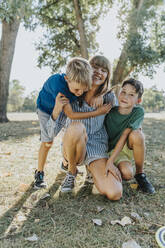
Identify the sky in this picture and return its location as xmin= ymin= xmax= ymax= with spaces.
xmin=1 ymin=9 xmax=165 ymax=96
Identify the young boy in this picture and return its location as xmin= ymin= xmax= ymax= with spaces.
xmin=105 ymin=78 xmax=155 ymax=194
xmin=35 ymin=57 xmax=108 ymax=189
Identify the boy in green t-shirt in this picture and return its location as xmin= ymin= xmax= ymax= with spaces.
xmin=105 ymin=78 xmax=155 ymax=194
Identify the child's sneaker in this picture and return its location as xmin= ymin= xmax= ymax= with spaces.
xmin=134 ymin=173 xmax=155 ymax=194
xmin=60 ymin=172 xmax=76 ymax=193
xmin=34 ymin=170 xmax=47 ymax=189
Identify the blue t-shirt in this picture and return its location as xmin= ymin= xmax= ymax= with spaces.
xmin=37 ymin=73 xmax=77 ymax=114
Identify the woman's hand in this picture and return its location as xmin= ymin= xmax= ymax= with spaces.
xmin=90 ymin=95 xmax=103 ymax=108
xmin=105 ymin=160 xmax=122 ymax=182
xmin=95 ymin=103 xmax=112 ymax=115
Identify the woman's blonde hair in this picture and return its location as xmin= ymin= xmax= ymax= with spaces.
xmin=89 ymin=55 xmax=111 ymax=96
xmin=66 ymin=57 xmax=92 ymax=89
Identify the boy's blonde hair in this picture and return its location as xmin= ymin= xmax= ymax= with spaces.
xmin=66 ymin=57 xmax=92 ymax=88
xmin=89 ymin=55 xmax=111 ymax=96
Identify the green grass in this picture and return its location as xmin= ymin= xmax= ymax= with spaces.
xmin=0 ymin=112 xmax=164 ymax=248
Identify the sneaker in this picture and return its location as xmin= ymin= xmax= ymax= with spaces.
xmin=60 ymin=162 xmax=81 ymax=174
xmin=60 ymin=172 xmax=76 ymax=193
xmin=134 ymin=173 xmax=155 ymax=194
xmin=60 ymin=162 xmax=68 ymax=173
xmin=34 ymin=170 xmax=47 ymax=189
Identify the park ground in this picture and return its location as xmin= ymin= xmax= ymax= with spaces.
xmin=0 ymin=112 xmax=165 ymax=248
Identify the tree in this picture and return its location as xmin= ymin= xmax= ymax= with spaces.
xmin=7 ymin=79 xmax=25 ymax=112
xmin=36 ymin=0 xmax=113 ymax=72
xmin=142 ymin=86 xmax=165 ymax=112
xmin=0 ymin=0 xmax=36 ymax=122
xmin=111 ymin=0 xmax=165 ymax=86
xmin=22 ymin=90 xmax=38 ymax=112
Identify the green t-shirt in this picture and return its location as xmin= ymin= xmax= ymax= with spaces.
xmin=105 ymin=105 xmax=144 ymax=152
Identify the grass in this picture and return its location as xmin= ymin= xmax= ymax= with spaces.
xmin=0 ymin=112 xmax=164 ymax=248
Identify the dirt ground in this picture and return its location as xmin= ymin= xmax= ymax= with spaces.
xmin=0 ymin=112 xmax=165 ymax=248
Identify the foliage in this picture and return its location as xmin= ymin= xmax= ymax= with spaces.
xmin=0 ymin=0 xmax=36 ymax=28
xmin=22 ymin=90 xmax=38 ymax=112
xmin=117 ymin=0 xmax=165 ymax=79
xmin=142 ymin=86 xmax=165 ymax=112
xmin=36 ymin=0 xmax=113 ymax=72
xmin=7 ymin=80 xmax=39 ymax=112
xmin=7 ymin=80 xmax=25 ymax=112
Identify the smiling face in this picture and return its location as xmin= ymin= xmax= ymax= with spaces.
xmin=118 ymin=84 xmax=141 ymax=113
xmin=92 ymin=64 xmax=108 ymax=86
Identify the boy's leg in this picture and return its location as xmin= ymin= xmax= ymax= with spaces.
xmin=61 ymin=122 xmax=87 ymax=192
xmin=34 ymin=109 xmax=54 ymax=189
xmin=128 ymin=130 xmax=155 ymax=194
xmin=89 ymin=158 xmax=122 ymax=201
xmin=118 ymin=161 xmax=133 ymax=180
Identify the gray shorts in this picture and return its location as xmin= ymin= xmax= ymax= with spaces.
xmin=37 ymin=108 xmax=54 ymax=142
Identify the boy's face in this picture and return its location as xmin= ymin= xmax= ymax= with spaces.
xmin=91 ymin=64 xmax=108 ymax=86
xmin=118 ymin=84 xmax=141 ymax=110
xmin=65 ymin=77 xmax=88 ymax=97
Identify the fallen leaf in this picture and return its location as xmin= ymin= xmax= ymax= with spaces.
xmin=92 ymin=219 xmax=103 ymax=226
xmin=17 ymin=215 xmax=27 ymax=222
xmin=34 ymin=219 xmax=40 ymax=223
xmin=131 ymin=212 xmax=141 ymax=222
xmin=110 ymin=216 xmax=132 ymax=227
xmin=130 ymin=184 xmax=138 ymax=190
xmin=18 ymin=183 xmax=30 ymax=192
xmin=25 ymin=234 xmax=38 ymax=242
xmin=41 ymin=193 xmax=50 ymax=200
xmin=0 ymin=172 xmax=12 ymax=177
xmin=122 ymin=239 xmax=141 ymax=248
xmin=96 ymin=206 xmax=105 ymax=213
xmin=0 ymin=152 xmax=11 ymax=155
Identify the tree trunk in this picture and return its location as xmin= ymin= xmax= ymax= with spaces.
xmin=0 ymin=19 xmax=20 ymax=122
xmin=73 ymin=0 xmax=88 ymax=59
xmin=111 ymin=0 xmax=144 ymax=86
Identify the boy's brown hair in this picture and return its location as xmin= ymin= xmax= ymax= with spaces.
xmin=122 ymin=78 xmax=144 ymax=98
xmin=66 ymin=57 xmax=92 ymax=89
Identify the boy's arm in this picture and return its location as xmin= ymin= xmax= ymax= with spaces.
xmin=63 ymin=102 xmax=112 ymax=120
xmin=105 ymin=128 xmax=132 ymax=181
xmin=51 ymin=93 xmax=69 ymax=121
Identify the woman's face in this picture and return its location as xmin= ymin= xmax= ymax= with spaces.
xmin=91 ymin=64 xmax=108 ymax=86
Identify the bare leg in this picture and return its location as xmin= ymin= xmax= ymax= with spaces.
xmin=37 ymin=141 xmax=53 ymax=172
xmin=89 ymin=158 xmax=122 ymax=201
xmin=63 ymin=122 xmax=87 ymax=175
xmin=118 ymin=161 xmax=133 ymax=180
xmin=128 ymin=130 xmax=145 ymax=174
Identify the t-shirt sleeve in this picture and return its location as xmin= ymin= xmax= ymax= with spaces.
xmin=128 ymin=106 xmax=144 ymax=130
xmin=103 ymin=92 xmax=118 ymax=107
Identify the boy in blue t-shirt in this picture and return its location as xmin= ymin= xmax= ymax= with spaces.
xmin=105 ymin=78 xmax=155 ymax=194
xmin=35 ymin=57 xmax=110 ymax=189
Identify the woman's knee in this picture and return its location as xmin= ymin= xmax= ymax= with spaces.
xmin=64 ymin=122 xmax=87 ymax=143
xmin=104 ymin=187 xmax=122 ymax=201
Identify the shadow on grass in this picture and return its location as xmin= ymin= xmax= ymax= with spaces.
xmin=0 ymin=183 xmax=34 ymax=238
xmin=0 ymin=121 xmax=40 ymax=141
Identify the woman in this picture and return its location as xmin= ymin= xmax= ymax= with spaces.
xmin=47 ymin=55 xmax=122 ymax=200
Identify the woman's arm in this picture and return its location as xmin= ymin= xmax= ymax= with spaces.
xmin=63 ymin=102 xmax=112 ymax=120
